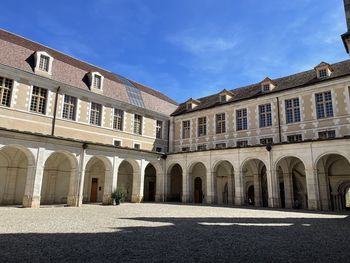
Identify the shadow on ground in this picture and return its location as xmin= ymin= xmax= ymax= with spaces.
xmin=0 ymin=214 xmax=349 ymax=262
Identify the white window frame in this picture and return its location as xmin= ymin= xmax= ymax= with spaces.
xmin=34 ymin=51 xmax=54 ymax=75
xmin=89 ymin=72 xmax=104 ymax=92
xmin=61 ymin=94 xmax=77 ymax=121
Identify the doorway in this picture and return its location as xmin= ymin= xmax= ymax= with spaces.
xmin=90 ymin=178 xmax=98 ymax=202
xmin=194 ymin=177 xmax=203 ymax=203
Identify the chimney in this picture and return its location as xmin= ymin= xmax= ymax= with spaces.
xmin=342 ymin=0 xmax=350 ymax=54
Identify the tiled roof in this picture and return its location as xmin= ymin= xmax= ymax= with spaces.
xmin=0 ymin=29 xmax=178 ymax=106
xmin=171 ymin=59 xmax=350 ymax=116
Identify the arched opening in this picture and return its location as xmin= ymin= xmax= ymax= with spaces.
xmin=117 ymin=160 xmax=134 ymax=202
xmin=213 ymin=161 xmax=234 ymax=205
xmin=0 ymin=146 xmax=31 ymax=206
xmin=317 ymin=154 xmax=350 ymax=211
xmin=189 ymin=162 xmax=207 ymax=203
xmin=144 ymin=163 xmax=156 ymax=202
xmin=83 ymin=157 xmax=108 ymax=203
xmin=167 ymin=164 xmax=182 ymax=202
xmin=276 ymin=156 xmax=307 ymax=209
xmin=345 ymin=186 xmax=350 ymax=210
xmin=40 ymin=152 xmax=76 ymax=205
xmin=242 ymin=159 xmax=268 ymax=207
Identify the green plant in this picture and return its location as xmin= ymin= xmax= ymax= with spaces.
xmin=111 ymin=188 xmax=126 ymax=203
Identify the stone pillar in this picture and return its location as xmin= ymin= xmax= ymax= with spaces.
xmin=3 ymin=167 xmax=17 ymax=204
xmin=155 ymin=169 xmax=165 ymax=202
xmin=253 ymin=173 xmax=262 ymax=207
xmin=234 ymin=171 xmax=244 ymax=206
xmin=67 ymin=148 xmax=86 ymax=207
xmin=168 ymin=117 xmax=175 ymax=153
xmin=47 ymin=171 xmax=57 ymax=204
xmin=103 ymin=157 xmax=121 ymax=205
xmin=227 ymin=175 xmax=234 ymax=205
xmin=182 ymin=168 xmax=190 ymax=203
xmin=318 ymin=171 xmax=330 ymax=210
xmin=22 ymin=147 xmax=45 ymax=208
xmin=205 ymin=170 xmax=214 ymax=204
xmin=305 ymin=167 xmax=321 ymax=210
xmin=267 ymin=169 xmax=280 ymax=208
xmin=131 ymin=160 xmax=147 ymax=203
xmin=283 ymin=172 xmax=294 ymax=209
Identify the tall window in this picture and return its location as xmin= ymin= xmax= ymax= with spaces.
xmin=93 ymin=75 xmax=102 ymax=89
xmin=315 ymin=91 xmax=333 ymax=118
xmin=39 ymin=55 xmax=50 ymax=72
xmin=0 ymin=77 xmax=13 ymax=107
xmin=198 ymin=117 xmax=207 ymax=137
xmin=62 ymin=95 xmax=77 ymax=121
xmin=156 ymin=120 xmax=163 ymax=139
xmin=216 ymin=113 xmax=226 ymax=134
xmin=134 ymin=114 xmax=142 ymax=135
xmin=113 ymin=109 xmax=124 ymax=131
xmin=30 ymin=86 xmax=47 ymax=114
xmin=236 ymin=108 xmax=247 ymax=131
xmin=182 ymin=120 xmax=191 ymax=139
xmin=90 ymin=102 xmax=102 ymax=126
xmin=259 ymin=104 xmax=272 ymax=127
xmin=285 ymin=98 xmax=301 ymax=124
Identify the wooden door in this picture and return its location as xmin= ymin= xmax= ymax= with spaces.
xmin=90 ymin=178 xmax=98 ymax=202
xmin=194 ymin=177 xmax=203 ymax=203
xmin=148 ymin=181 xmax=155 ymax=201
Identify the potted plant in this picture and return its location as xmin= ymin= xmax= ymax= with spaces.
xmin=111 ymin=188 xmax=126 ymax=205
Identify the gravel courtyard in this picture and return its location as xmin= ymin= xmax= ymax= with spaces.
xmin=0 ymin=203 xmax=349 ymax=262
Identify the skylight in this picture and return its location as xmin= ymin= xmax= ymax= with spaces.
xmin=114 ymin=73 xmax=145 ymax=108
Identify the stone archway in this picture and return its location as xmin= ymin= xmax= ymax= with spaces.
xmin=40 ymin=152 xmax=77 ymax=205
xmin=317 ymin=153 xmax=350 ymax=211
xmin=167 ymin=164 xmax=183 ymax=202
xmin=213 ymin=161 xmax=234 ymax=205
xmin=144 ymin=163 xmax=156 ymax=202
xmin=0 ymin=145 xmax=33 ymax=206
xmin=117 ymin=160 xmax=135 ymax=202
xmin=241 ymin=158 xmax=268 ymax=207
xmin=189 ymin=162 xmax=207 ymax=204
xmin=276 ymin=156 xmax=307 ymax=209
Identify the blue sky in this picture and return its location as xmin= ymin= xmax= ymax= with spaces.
xmin=0 ymin=0 xmax=348 ymax=103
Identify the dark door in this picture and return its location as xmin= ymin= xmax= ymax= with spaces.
xmin=248 ymin=185 xmax=254 ymax=205
xmin=148 ymin=181 xmax=155 ymax=201
xmin=194 ymin=177 xmax=203 ymax=203
xmin=90 ymin=178 xmax=98 ymax=202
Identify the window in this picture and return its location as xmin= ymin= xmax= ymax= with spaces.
xmin=0 ymin=77 xmax=13 ymax=107
xmin=236 ymin=109 xmax=247 ymax=131
xmin=318 ymin=130 xmax=336 ymax=139
xmin=39 ymin=55 xmax=50 ymax=72
xmin=216 ymin=113 xmax=226 ymax=134
xmin=260 ymin=138 xmax=273 ymax=145
xmin=30 ymin=86 xmax=47 ymax=114
xmin=315 ymin=91 xmax=333 ymax=119
xmin=198 ymin=117 xmax=207 ymax=137
xmin=197 ymin=144 xmax=207 ymax=151
xmin=113 ymin=109 xmax=124 ymax=131
xmin=237 ymin=140 xmax=248 ymax=147
xmin=182 ymin=120 xmax=191 ymax=139
xmin=156 ymin=147 xmax=163 ymax=153
xmin=285 ymin=98 xmax=301 ymax=124
xmin=134 ymin=114 xmax=143 ymax=135
xmin=287 ymin=134 xmax=302 ymax=143
xmin=263 ymin=84 xmax=270 ymax=92
xmin=186 ymin=103 xmax=192 ymax=110
xmin=62 ymin=95 xmax=77 ymax=121
xmin=90 ymin=102 xmax=102 ymax=126
xmin=93 ymin=75 xmax=102 ymax=89
xmin=182 ymin=147 xmax=190 ymax=152
xmin=259 ymin=104 xmax=272 ymax=127
xmin=318 ymin=69 xmax=328 ymax=78
xmin=134 ymin=143 xmax=141 ymax=149
xmin=113 ymin=140 xmax=121 ymax=147
xmin=156 ymin=120 xmax=163 ymax=139
xmin=215 ymin=143 xmax=226 ymax=149
xmin=220 ymin=95 xmax=226 ymax=102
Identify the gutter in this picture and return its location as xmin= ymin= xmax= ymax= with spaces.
xmin=51 ymin=86 xmax=60 ymax=136
xmin=276 ymin=96 xmax=282 ymax=143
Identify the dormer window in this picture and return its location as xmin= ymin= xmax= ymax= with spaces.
xmin=260 ymin=77 xmax=276 ymax=92
xmin=318 ymin=68 xmax=328 ymax=78
xmin=89 ymin=72 xmax=104 ymax=92
xmin=187 ymin=103 xmax=192 ymax=110
xmin=263 ymin=84 xmax=270 ymax=92
xmin=314 ymin=62 xmax=333 ymax=79
xmin=34 ymin=51 xmax=53 ymax=75
xmin=218 ymin=89 xmax=233 ymax=103
xmin=220 ymin=95 xmax=227 ymax=102
xmin=185 ymin=98 xmax=200 ymax=110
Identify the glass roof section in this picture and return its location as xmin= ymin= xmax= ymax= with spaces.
xmin=114 ymin=73 xmax=145 ymax=108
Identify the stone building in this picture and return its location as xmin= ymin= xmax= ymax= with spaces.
xmin=0 ymin=2 xmax=350 ymax=211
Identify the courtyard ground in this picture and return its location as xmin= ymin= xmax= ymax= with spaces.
xmin=0 ymin=203 xmax=349 ymax=262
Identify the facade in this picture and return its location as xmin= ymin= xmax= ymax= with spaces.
xmin=1 ymin=2 xmax=350 ymax=211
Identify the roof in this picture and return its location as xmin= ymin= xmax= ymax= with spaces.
xmin=171 ymin=59 xmax=350 ymax=116
xmin=0 ymin=29 xmax=178 ymax=108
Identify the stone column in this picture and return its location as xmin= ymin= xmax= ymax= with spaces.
xmin=23 ymin=147 xmax=45 ymax=208
xmin=283 ymin=172 xmax=294 ymax=209
xmin=234 ymin=171 xmax=244 ymax=206
xmin=227 ymin=175 xmax=234 ymax=205
xmin=155 ymin=168 xmax=165 ymax=202
xmin=305 ymin=167 xmax=321 ymax=210
xmin=182 ymin=167 xmax=190 ymax=203
xmin=253 ymin=173 xmax=262 ymax=207
xmin=317 ymin=171 xmax=330 ymax=210
xmin=47 ymin=171 xmax=57 ymax=204
xmin=131 ymin=160 xmax=147 ymax=203
xmin=67 ymin=148 xmax=86 ymax=207
xmin=267 ymin=169 xmax=280 ymax=208
xmin=205 ymin=170 xmax=214 ymax=204
xmin=103 ymin=157 xmax=121 ymax=205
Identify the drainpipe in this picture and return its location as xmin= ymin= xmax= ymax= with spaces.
xmin=51 ymin=86 xmax=61 ymax=136
xmin=276 ymin=97 xmax=282 ymax=143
